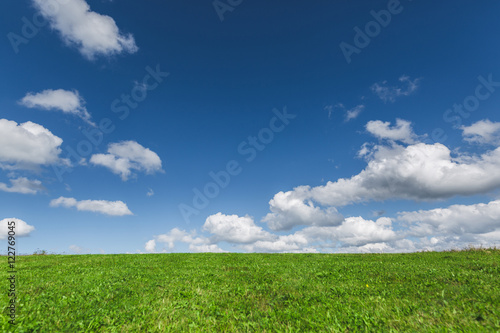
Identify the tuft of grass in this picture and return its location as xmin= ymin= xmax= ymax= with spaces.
xmin=445 ymin=244 xmax=499 ymax=253
xmin=1 ymin=250 xmax=499 ymax=332
xmin=31 ymin=249 xmax=48 ymax=256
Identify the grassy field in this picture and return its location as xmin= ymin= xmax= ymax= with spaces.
xmin=1 ymin=249 xmax=499 ymax=332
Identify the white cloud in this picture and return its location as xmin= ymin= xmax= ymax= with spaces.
xmin=147 ymin=228 xmax=209 ymax=251
xmin=371 ymin=75 xmax=420 ymax=103
xmin=50 ymin=196 xmax=133 ymax=216
xmin=0 ymin=218 xmax=35 ymax=239
xmin=188 ymin=244 xmax=227 ymax=253
xmin=0 ymin=177 xmax=44 ymax=194
xmin=145 ymin=229 xmax=228 ymax=253
xmin=399 ymin=200 xmax=500 ymax=237
xmin=461 ymin=119 xmax=500 ymax=145
xmin=298 ymin=217 xmax=398 ymax=247
xmin=32 ymin=0 xmax=138 ymax=59
xmin=144 ymin=239 xmax=156 ymax=253
xmin=0 ymin=119 xmax=66 ymax=170
xmin=476 ymin=229 xmax=500 ymax=243
xmin=333 ymin=242 xmax=394 ymax=254
xmin=366 ymin=119 xmax=418 ymax=144
xmin=345 ymin=105 xmax=364 ymax=122
xmin=308 ymin=142 xmax=500 ymax=207
xmin=203 ymin=213 xmax=273 ymax=244
xmin=258 ymin=140 xmax=500 ymax=234
xmin=240 ymin=233 xmax=315 ymax=253
xmin=147 ymin=188 xmax=154 ymax=197
xmin=147 ymin=198 xmax=500 ymax=253
xmin=90 ymin=141 xmax=162 ymax=181
xmin=262 ymin=189 xmax=343 ymax=231
xmin=155 ymin=228 xmax=193 ymax=249
xmin=20 ymin=89 xmax=94 ymax=126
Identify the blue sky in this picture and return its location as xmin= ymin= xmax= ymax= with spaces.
xmin=1 ymin=0 xmax=500 ymax=254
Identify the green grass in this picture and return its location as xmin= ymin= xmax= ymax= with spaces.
xmin=1 ymin=249 xmax=499 ymax=332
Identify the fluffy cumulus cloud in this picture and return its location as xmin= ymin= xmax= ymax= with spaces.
xmin=145 ymin=228 xmax=226 ymax=253
xmin=90 ymin=141 xmax=162 ymax=181
xmin=0 ymin=218 xmax=35 ymax=239
xmin=308 ymin=142 xmax=500 ymax=207
xmin=32 ymin=0 xmax=138 ymax=59
xmin=0 ymin=177 xmax=44 ymax=194
xmin=189 ymin=244 xmax=227 ymax=253
xmin=371 ymin=75 xmax=420 ymax=103
xmin=145 ymin=200 xmax=500 ymax=253
xmin=262 ymin=189 xmax=343 ymax=231
xmin=461 ymin=119 xmax=500 ymax=145
xmin=155 ymin=228 xmax=203 ymax=249
xmin=144 ymin=214 xmax=401 ymax=253
xmin=399 ymin=200 xmax=500 ymax=237
xmin=146 ymin=214 xmax=315 ymax=254
xmin=204 ymin=213 xmax=272 ymax=243
xmin=20 ymin=89 xmax=94 ymax=125
xmin=266 ymin=139 xmax=500 ymax=217
xmin=0 ymin=118 xmax=66 ymax=170
xmin=50 ymin=196 xmax=133 ymax=216
xmin=240 ymin=234 xmax=316 ymax=253
xmin=365 ymin=119 xmax=418 ymax=144
xmin=144 ymin=239 xmax=157 ymax=253
xmin=298 ymin=217 xmax=398 ymax=247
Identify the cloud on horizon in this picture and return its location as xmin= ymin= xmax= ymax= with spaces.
xmin=146 ymin=198 xmax=500 ymax=254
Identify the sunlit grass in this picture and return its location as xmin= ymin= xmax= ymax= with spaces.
xmin=1 ymin=249 xmax=499 ymax=332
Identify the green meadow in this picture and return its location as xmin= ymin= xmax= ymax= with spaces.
xmin=1 ymin=249 xmax=499 ymax=332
